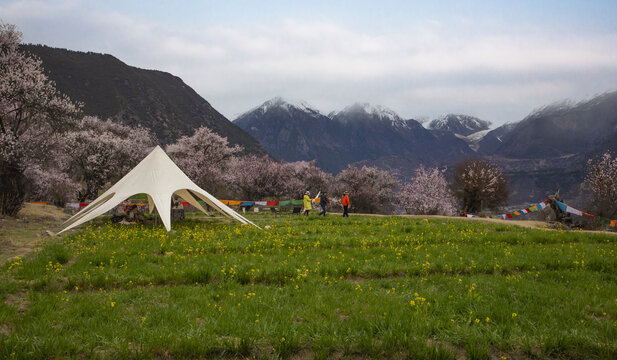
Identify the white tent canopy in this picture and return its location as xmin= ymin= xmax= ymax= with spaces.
xmin=58 ymin=146 xmax=259 ymax=234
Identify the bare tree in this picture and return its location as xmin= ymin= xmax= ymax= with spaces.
xmin=450 ymin=159 xmax=509 ymax=214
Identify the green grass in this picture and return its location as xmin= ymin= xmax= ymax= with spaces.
xmin=1 ymin=213 xmax=616 ymax=359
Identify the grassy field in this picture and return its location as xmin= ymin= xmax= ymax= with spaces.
xmin=0 ymin=211 xmax=616 ymax=359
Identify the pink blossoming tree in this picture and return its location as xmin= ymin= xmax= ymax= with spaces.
xmin=398 ymin=166 xmax=457 ymax=215
xmin=334 ymin=165 xmax=399 ymax=214
xmin=284 ymin=160 xmax=333 ymax=198
xmin=227 ymin=156 xmax=333 ymax=200
xmin=24 ymin=165 xmax=81 ymax=207
xmin=166 ymin=126 xmax=242 ymax=196
xmin=64 ymin=116 xmax=156 ymax=201
xmin=0 ymin=23 xmax=81 ymax=215
xmin=228 ymin=155 xmax=292 ymax=199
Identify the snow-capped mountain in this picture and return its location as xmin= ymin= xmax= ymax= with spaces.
xmin=233 ymin=97 xmax=335 ymax=166
xmin=241 ymin=96 xmax=323 ymax=117
xmin=428 ymin=114 xmax=492 ymax=137
xmin=329 ymin=102 xmax=410 ymax=128
xmin=234 ymin=98 xmax=472 ymax=172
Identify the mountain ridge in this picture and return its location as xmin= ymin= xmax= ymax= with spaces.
xmin=428 ymin=114 xmax=492 ymax=136
xmin=234 ymin=97 xmax=473 ymax=173
xmin=20 ymin=44 xmax=267 ymax=155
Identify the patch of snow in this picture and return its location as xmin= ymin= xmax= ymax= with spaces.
xmin=415 ymin=116 xmax=431 ymax=127
xmin=260 ymin=96 xmax=322 ymax=115
xmin=466 ymin=129 xmax=490 ymax=142
xmin=237 ymin=96 xmax=323 ymax=119
xmin=428 ymin=114 xmax=491 ymax=136
xmin=429 ymin=115 xmax=449 ymax=129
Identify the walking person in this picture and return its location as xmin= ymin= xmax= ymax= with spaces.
xmin=341 ymin=191 xmax=350 ymax=217
xmin=318 ymin=192 xmax=329 ymax=216
xmin=302 ymin=191 xmax=312 ymax=216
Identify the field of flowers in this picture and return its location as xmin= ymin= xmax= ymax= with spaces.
xmin=1 ymin=213 xmax=616 ymax=359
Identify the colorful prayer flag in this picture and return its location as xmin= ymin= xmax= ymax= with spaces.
xmin=582 ymin=213 xmax=595 ymax=220
xmin=565 ymin=205 xmax=582 ymax=216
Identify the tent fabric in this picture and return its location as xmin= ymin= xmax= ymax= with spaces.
xmin=58 ymin=146 xmax=260 ymax=234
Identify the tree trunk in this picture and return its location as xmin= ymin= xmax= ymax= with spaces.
xmin=0 ymin=161 xmax=26 ymax=216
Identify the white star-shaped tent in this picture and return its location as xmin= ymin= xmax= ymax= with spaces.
xmin=58 ymin=146 xmax=259 ymax=234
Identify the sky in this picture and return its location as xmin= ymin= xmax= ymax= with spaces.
xmin=2 ymin=0 xmax=617 ymax=126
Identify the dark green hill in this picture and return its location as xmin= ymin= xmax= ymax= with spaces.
xmin=20 ymin=44 xmax=266 ymax=154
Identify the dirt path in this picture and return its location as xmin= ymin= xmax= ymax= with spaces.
xmin=0 ymin=203 xmax=71 ymax=264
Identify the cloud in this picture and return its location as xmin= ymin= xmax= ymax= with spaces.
xmin=2 ymin=0 xmax=617 ymax=124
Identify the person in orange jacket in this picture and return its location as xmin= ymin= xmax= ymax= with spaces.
xmin=341 ymin=191 xmax=350 ymax=217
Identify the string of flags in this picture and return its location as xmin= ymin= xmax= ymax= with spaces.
xmin=64 ymin=198 xmax=320 ymax=209
xmin=489 ymin=200 xmax=551 ymax=220
xmin=462 ymin=199 xmax=617 ymax=227
xmin=45 ymin=197 xmax=617 ymax=228
xmin=64 ymin=202 xmax=147 ymax=209
xmin=554 ymin=199 xmax=617 ymax=227
xmin=461 ymin=200 xmax=550 ymax=219
xmin=217 ymin=199 xmax=312 ymax=207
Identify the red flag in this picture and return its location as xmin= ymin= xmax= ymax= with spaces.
xmin=582 ymin=213 xmax=595 ymax=220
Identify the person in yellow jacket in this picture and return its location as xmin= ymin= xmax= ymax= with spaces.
xmin=302 ymin=191 xmax=312 ymax=216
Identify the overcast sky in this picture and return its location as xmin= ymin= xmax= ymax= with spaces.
xmin=2 ymin=0 xmax=617 ymax=126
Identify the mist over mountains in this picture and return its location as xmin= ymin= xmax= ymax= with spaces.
xmin=24 ymin=44 xmax=617 ymax=206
